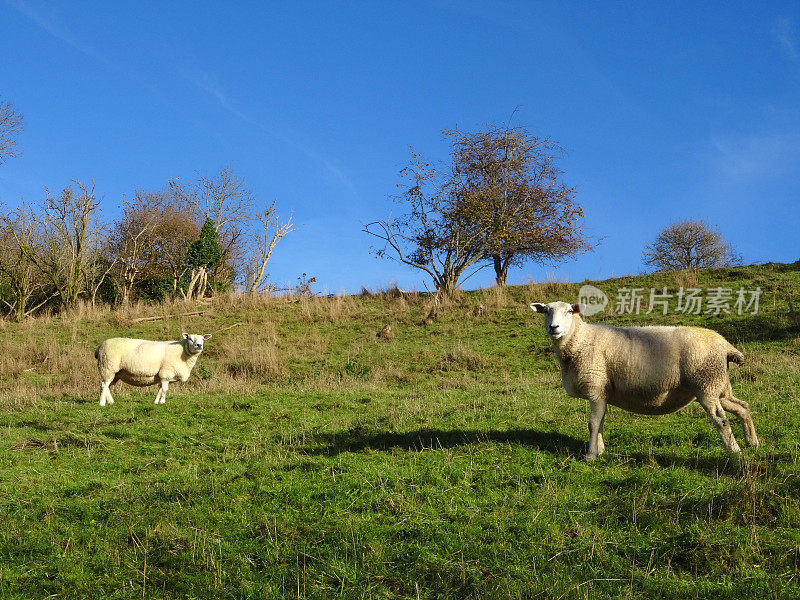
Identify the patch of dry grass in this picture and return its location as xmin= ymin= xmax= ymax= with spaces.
xmin=434 ymin=342 xmax=488 ymax=372
xmin=526 ymin=275 xmax=575 ymax=303
xmin=216 ymin=323 xmax=289 ymax=381
xmin=674 ymin=268 xmax=700 ymax=288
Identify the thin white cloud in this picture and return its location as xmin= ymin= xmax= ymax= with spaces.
xmin=322 ymin=160 xmax=357 ymax=194
xmin=6 ymin=0 xmax=168 ymax=102
xmin=773 ymin=18 xmax=800 ymax=65
xmin=184 ymin=68 xmax=228 ymax=106
xmin=6 ymin=0 xmax=101 ymax=60
xmin=709 ymin=131 xmax=800 ymax=178
xmin=180 ymin=66 xmax=359 ymax=195
xmin=9 ymin=0 xmax=358 ymax=196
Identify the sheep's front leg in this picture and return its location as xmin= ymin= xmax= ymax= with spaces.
xmin=698 ymin=394 xmax=741 ymax=453
xmin=586 ymin=396 xmax=607 ymax=461
xmin=597 ymin=416 xmax=605 ymax=456
xmin=154 ymin=380 xmax=169 ymax=405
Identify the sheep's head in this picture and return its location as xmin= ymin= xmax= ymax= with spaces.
xmin=530 ymin=301 xmax=582 ymax=340
xmin=183 ymin=333 xmax=212 ymax=354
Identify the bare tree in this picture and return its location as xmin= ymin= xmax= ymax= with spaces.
xmin=84 ymin=236 xmax=117 ymax=307
xmin=244 ymin=202 xmax=296 ymax=294
xmin=6 ymin=180 xmax=103 ymax=308
xmin=365 ymin=150 xmax=488 ymax=297
xmin=169 ymin=166 xmax=254 ymax=285
xmin=642 ymin=219 xmax=741 ymax=271
xmin=112 ymin=189 xmax=168 ymax=304
xmin=0 ymin=98 xmax=24 ymax=165
xmin=0 ymin=206 xmax=49 ymax=320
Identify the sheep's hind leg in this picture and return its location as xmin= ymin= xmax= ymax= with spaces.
xmin=721 ymin=395 xmax=758 ymax=448
xmin=585 ymin=397 xmax=607 ymax=461
xmin=99 ymin=379 xmax=115 ymax=406
xmin=697 ymin=394 xmax=741 ymax=453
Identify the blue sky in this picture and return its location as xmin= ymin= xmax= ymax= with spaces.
xmin=1 ymin=1 xmax=798 ymax=293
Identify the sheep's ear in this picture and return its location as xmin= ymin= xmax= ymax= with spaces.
xmin=530 ymin=303 xmax=547 ymax=313
xmin=203 ymin=334 xmax=212 ymax=340
xmin=571 ymin=303 xmax=583 ymax=314
xmin=182 ymin=333 xmax=189 ymax=339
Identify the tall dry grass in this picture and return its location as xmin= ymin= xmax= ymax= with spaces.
xmin=477 ymin=285 xmax=507 ymax=309
xmin=674 ymin=268 xmax=700 ymax=289
xmin=526 ymin=274 xmax=574 ymax=301
xmin=0 ymin=330 xmax=96 ymax=408
xmin=215 ymin=319 xmax=288 ymax=381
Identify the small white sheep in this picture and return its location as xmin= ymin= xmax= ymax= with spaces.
xmin=530 ymin=301 xmax=758 ymax=460
xmin=95 ymin=333 xmax=212 ymax=406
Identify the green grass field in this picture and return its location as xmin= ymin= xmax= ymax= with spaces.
xmin=1 ymin=263 xmax=799 ymax=599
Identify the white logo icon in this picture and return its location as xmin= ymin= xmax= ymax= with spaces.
xmin=578 ymin=285 xmax=608 ymax=316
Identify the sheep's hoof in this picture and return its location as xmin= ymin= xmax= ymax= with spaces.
xmin=584 ymin=453 xmax=599 ymax=462
xmin=99 ymin=400 xmax=106 ymax=407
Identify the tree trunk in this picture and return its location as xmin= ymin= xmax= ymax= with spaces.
xmin=10 ymin=278 xmax=28 ymax=322
xmin=184 ymin=266 xmax=207 ymax=300
xmin=493 ymin=254 xmax=510 ymax=287
xmin=436 ymin=274 xmax=459 ymax=298
xmin=198 ymin=268 xmax=208 ymax=298
xmin=14 ymin=301 xmax=25 ymax=323
xmin=13 ymin=290 xmax=26 ymax=322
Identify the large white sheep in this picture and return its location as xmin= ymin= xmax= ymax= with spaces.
xmin=95 ymin=333 xmax=211 ymax=406
xmin=530 ymin=301 xmax=758 ymax=460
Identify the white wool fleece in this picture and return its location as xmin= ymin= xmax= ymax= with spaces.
xmin=95 ymin=333 xmax=211 ymax=406
xmin=530 ymin=301 xmax=756 ymax=460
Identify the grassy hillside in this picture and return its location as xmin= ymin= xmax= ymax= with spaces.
xmin=1 ymin=262 xmax=799 ymax=599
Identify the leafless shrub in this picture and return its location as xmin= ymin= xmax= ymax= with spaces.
xmin=643 ymin=220 xmax=741 ymax=272
xmin=295 ymin=273 xmax=317 ymax=297
xmin=0 ymin=98 xmax=23 ymax=165
xmin=243 ymin=202 xmax=296 ymax=294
